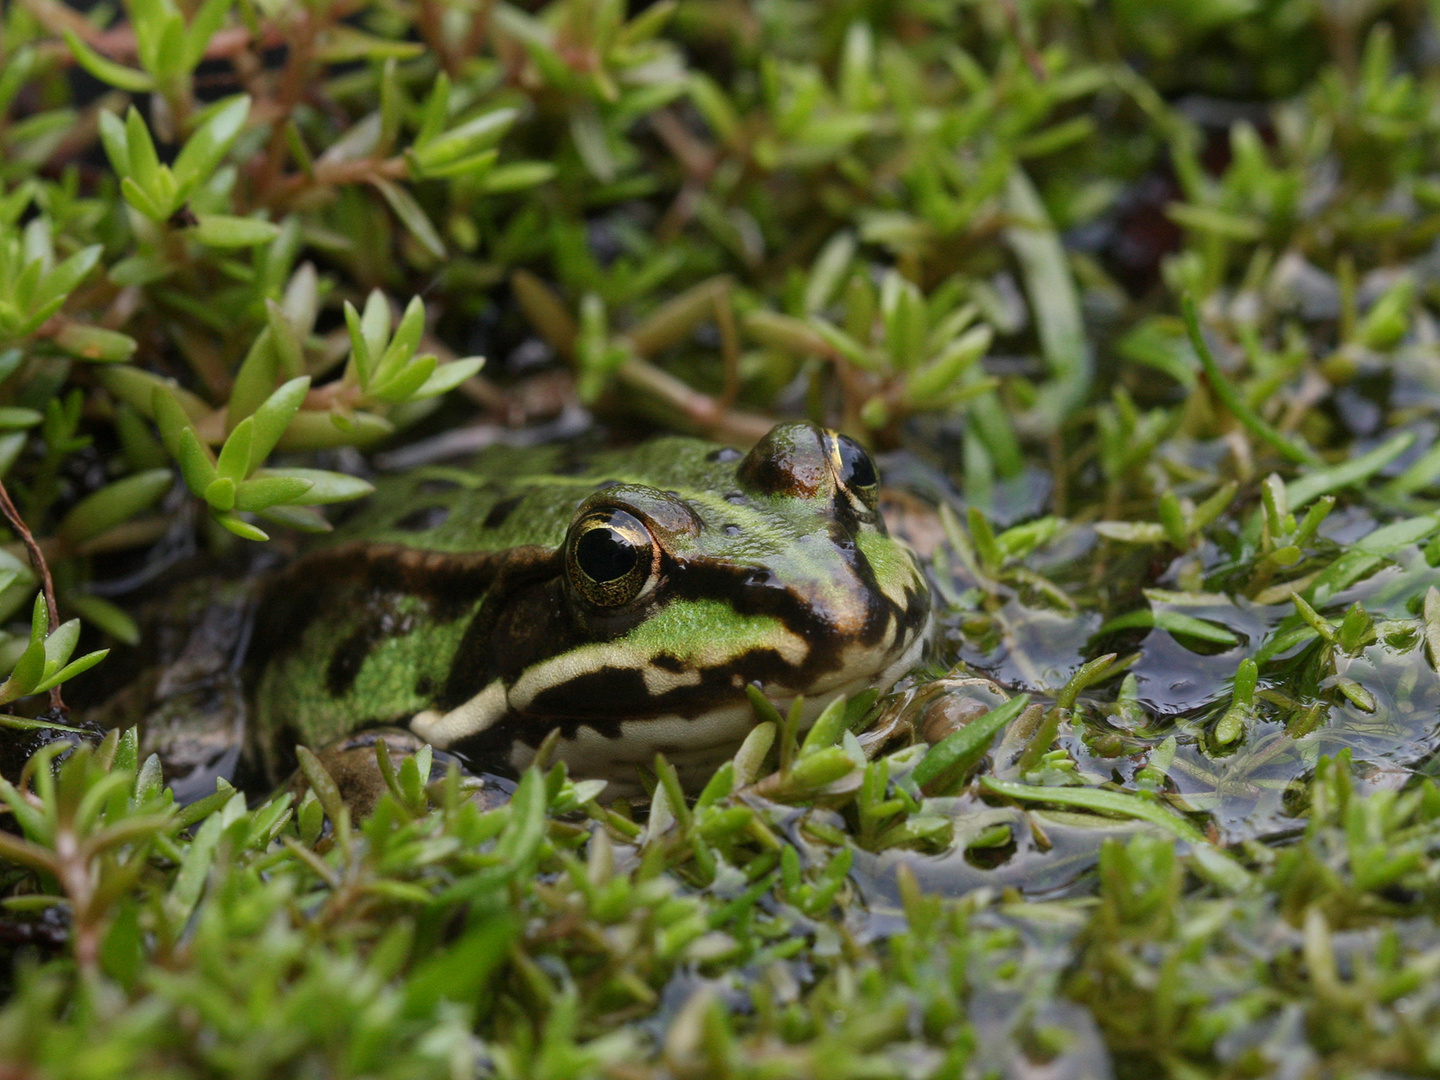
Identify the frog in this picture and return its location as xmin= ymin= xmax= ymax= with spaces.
xmin=245 ymin=421 xmax=933 ymax=798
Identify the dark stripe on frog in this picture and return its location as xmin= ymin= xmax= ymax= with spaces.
xmin=521 ymin=647 xmax=799 ymax=721
xmin=249 ymin=542 xmax=556 ymax=681
xmin=325 ymin=598 xmax=419 ymax=696
xmin=439 ymin=552 xmax=927 ymax=772
xmin=436 ymin=534 xmax=926 ymax=719
xmin=327 ymin=625 xmax=374 ymax=696
xmin=445 ymin=637 xmax=862 ymax=771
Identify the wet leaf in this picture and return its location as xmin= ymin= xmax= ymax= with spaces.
xmin=913 ymin=694 xmax=1029 ymax=791
xmin=980 ymin=778 xmax=1207 ymax=843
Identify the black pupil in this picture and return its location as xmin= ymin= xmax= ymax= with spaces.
xmin=576 ymin=522 xmax=639 ymax=582
xmin=836 ymin=436 xmax=877 ymax=489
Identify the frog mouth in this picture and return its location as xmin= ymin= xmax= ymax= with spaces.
xmin=504 ymin=615 xmax=933 ymax=795
xmin=413 ymin=602 xmax=932 ymax=774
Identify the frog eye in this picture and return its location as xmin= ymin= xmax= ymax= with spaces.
xmin=828 ymin=433 xmax=880 ymax=513
xmin=568 ymin=508 xmax=659 ymax=607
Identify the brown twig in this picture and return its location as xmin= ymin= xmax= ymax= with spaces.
xmin=415 ymin=0 xmax=458 ymax=77
xmin=462 ymin=0 xmax=495 ymax=62
xmin=713 ymin=286 xmax=741 ymax=410
xmin=0 ymin=479 xmax=63 ymax=712
xmin=255 ymin=10 xmax=318 ymax=204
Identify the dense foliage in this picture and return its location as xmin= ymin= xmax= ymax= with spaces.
xmin=5 ymin=0 xmax=1440 ymax=1076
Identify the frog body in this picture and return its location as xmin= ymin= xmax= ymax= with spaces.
xmin=249 ymin=423 xmax=932 ymax=792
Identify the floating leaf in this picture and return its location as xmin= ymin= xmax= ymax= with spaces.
xmin=981 ymin=777 xmax=1207 ymax=843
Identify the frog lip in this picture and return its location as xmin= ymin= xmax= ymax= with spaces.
xmin=499 ymin=615 xmax=933 ymax=795
xmin=547 ymin=529 xmax=931 ymax=712
xmin=421 ymin=592 xmax=930 ymax=761
xmin=504 ymin=580 xmax=929 ymax=724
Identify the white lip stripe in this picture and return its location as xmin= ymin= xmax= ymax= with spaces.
xmin=508 ymin=629 xmax=811 ymax=711
xmin=504 ymin=614 xmax=934 ymax=786
xmin=410 ymin=590 xmax=930 ymax=763
xmin=411 ymin=679 xmax=507 ymax=745
xmin=642 ymin=665 xmax=704 ymax=694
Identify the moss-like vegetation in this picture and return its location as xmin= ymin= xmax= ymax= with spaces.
xmin=5 ymin=1 xmax=1440 ymax=1076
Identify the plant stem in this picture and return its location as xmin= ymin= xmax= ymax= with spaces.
xmin=1183 ymin=293 xmax=1322 ymax=467
xmin=0 ymin=478 xmax=63 ymax=712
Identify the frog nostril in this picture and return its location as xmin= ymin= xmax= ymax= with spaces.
xmin=743 ymin=568 xmax=779 ymax=589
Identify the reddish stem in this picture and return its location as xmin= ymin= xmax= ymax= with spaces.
xmin=0 ymin=479 xmax=63 ymax=712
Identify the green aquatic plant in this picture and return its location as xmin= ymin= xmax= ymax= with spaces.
xmin=3 ymin=0 xmax=1440 ymax=1076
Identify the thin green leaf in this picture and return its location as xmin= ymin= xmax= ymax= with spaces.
xmin=264 ymin=299 xmax=304 ymax=380
xmin=254 ymin=504 xmax=331 ymax=532
xmin=414 ymin=72 xmax=452 ymax=149
xmin=1005 ymin=168 xmax=1091 ymax=431
xmin=190 ymin=214 xmax=281 ymax=248
xmin=371 ymin=355 xmax=437 ymax=403
xmin=371 ymin=178 xmax=445 ymax=260
xmin=344 ymin=301 xmax=376 ymax=386
xmin=234 ymin=475 xmax=314 ymax=512
xmin=151 ymin=386 xmax=196 ymax=458
xmin=480 ymin=161 xmax=556 ymax=192
xmin=0 ymin=409 xmax=42 ymax=431
xmin=276 ymin=410 xmax=393 ymax=451
xmin=906 ymin=325 xmax=992 ymax=402
xmin=913 ymin=694 xmax=1030 ymax=789
xmin=204 ymin=476 xmax=237 ymax=512
xmin=246 ymin=376 xmax=311 ymax=470
xmin=54 ymin=324 xmax=137 ymax=363
xmin=249 ymin=468 xmax=371 ymax=504
xmin=1100 ymin=608 xmax=1240 ymax=646
xmin=980 ymin=777 xmax=1207 ymax=843
xmin=810 ymin=319 xmax=875 ymax=370
xmin=40 ymin=619 xmax=80 ymax=677
xmin=214 ymin=513 xmax=268 ymax=542
xmin=0 ymin=640 xmax=45 ymax=703
xmin=62 ymin=32 xmax=154 ymax=93
xmin=1286 ymin=431 xmax=1414 ymax=509
xmin=173 ymin=94 xmax=250 ymax=192
xmin=410 ymin=108 xmax=516 ymax=172
xmin=124 ymin=108 xmax=166 ymax=210
xmin=32 ymin=245 xmax=102 ymax=315
xmin=1183 ymin=294 xmax=1319 ymax=466
xmin=412 ymin=357 xmax=484 ymax=398
xmin=57 ymin=469 xmax=172 ymax=544
xmin=216 ymin=417 xmax=253 ymax=484
xmin=67 ymin=593 xmax=140 ymax=646
xmin=119 ymin=176 xmax=165 ymax=221
xmin=374 ymin=296 xmax=426 ymax=386
xmin=181 ymin=0 xmax=233 ymax=71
